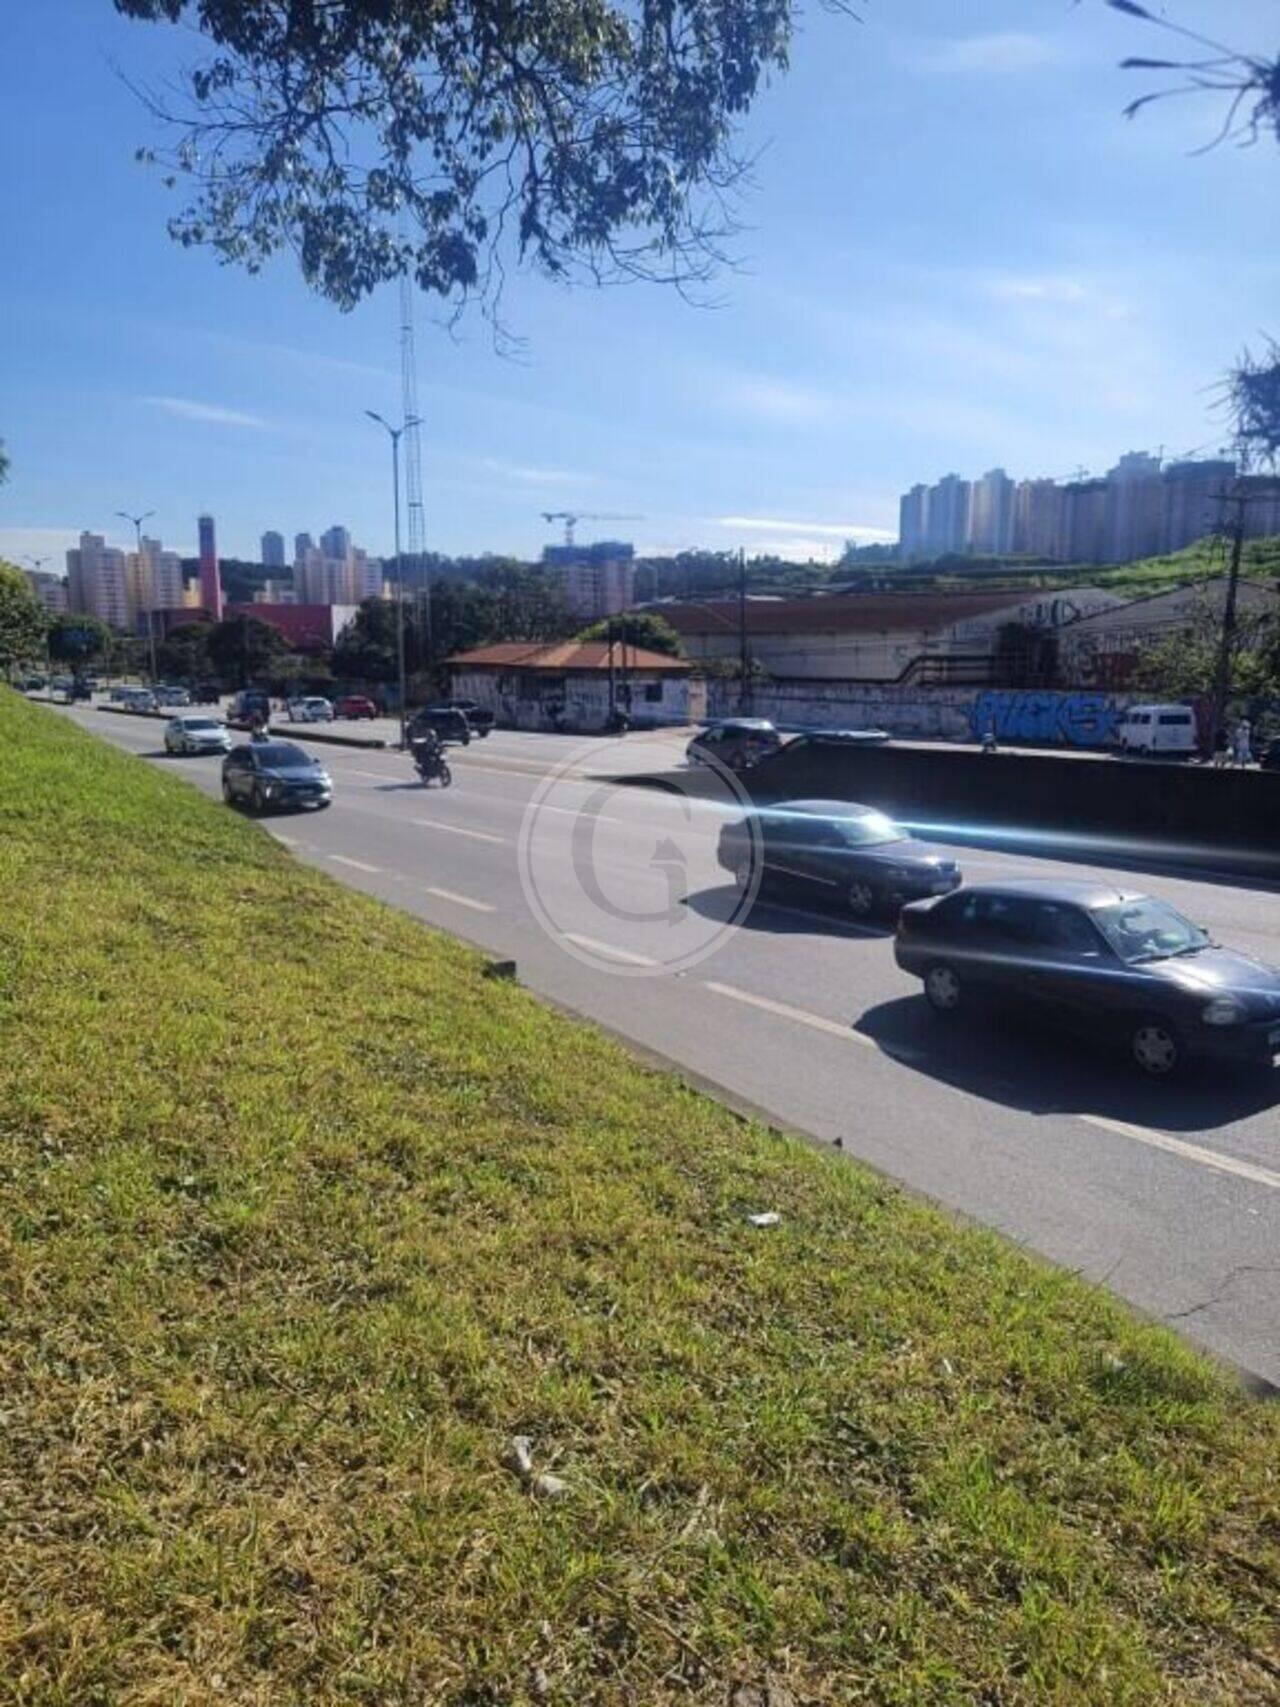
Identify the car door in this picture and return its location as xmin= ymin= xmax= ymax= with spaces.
xmin=1019 ymin=900 xmax=1113 ymax=1027
xmin=226 ymin=749 xmax=253 ymax=799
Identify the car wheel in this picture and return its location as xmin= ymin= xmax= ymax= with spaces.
xmin=733 ymin=857 xmax=755 ymax=894
xmin=222 ymin=779 xmax=237 ymax=807
xmin=924 ymin=962 xmax=963 ymax=1016
xmin=847 ymin=879 xmax=877 ymax=919
xmin=250 ymin=782 xmax=267 ymax=815
xmin=1130 ymin=1016 xmax=1182 ymax=1079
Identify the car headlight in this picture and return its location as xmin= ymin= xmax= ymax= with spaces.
xmin=1202 ymin=996 xmax=1245 ymax=1027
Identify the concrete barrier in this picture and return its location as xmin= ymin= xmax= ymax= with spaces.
xmin=746 ymin=741 xmax=1280 ymax=880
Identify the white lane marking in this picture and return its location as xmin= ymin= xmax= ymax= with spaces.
xmin=425 ymin=886 xmax=496 ymax=913
xmin=272 ymin=832 xmax=299 ymax=846
xmin=1079 ymin=1115 xmax=1280 ymax=1192
xmin=343 ymin=766 xmax=404 ymax=783
xmin=413 ymin=820 xmax=506 ymax=845
xmin=563 ymin=933 xmax=660 ymax=967
xmin=704 ymin=981 xmax=872 ymax=1045
xmin=329 ymin=854 xmax=381 ymax=873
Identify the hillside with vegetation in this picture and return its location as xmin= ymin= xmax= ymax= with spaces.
xmin=2 ymin=691 xmax=1279 ymax=1702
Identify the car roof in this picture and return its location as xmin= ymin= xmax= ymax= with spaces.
xmin=957 ymin=878 xmax=1145 ymax=909
xmin=761 ymin=798 xmax=886 ymax=818
xmin=712 ymin=718 xmax=776 ymax=732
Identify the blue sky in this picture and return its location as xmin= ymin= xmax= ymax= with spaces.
xmin=3 ymin=0 xmax=1279 ymax=569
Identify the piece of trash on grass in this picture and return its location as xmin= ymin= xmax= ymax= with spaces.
xmin=503 ymin=1435 xmax=535 ymax=1479
xmin=532 ymin=1471 xmax=569 ymax=1500
xmin=748 ymin=1212 xmax=781 ymax=1228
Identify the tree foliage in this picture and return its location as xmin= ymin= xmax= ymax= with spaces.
xmin=156 ymin=620 xmax=216 ymax=682
xmin=112 ymin=0 xmax=823 ymax=315
xmin=206 ymin=613 xmax=288 ymax=686
xmin=1133 ymin=586 xmax=1280 ymax=705
xmin=0 ymin=562 xmax=47 ymax=674
xmin=48 ymin=611 xmax=114 ymax=667
xmin=576 ymin=611 xmax=682 ymax=655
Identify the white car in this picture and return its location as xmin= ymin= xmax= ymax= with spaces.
xmin=154 ymin=685 xmax=191 ymax=707
xmin=165 ymin=714 xmax=232 ymax=756
xmin=287 ymin=696 xmax=335 ymax=723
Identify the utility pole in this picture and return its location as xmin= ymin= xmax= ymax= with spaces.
xmin=365 ymin=410 xmax=418 ymax=749
xmin=115 ymin=508 xmax=157 ymax=683
xmin=737 ymin=546 xmax=750 ymax=713
xmin=1210 ymin=485 xmax=1248 ymax=748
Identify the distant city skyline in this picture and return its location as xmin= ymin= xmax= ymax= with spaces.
xmin=4 ymin=2 xmax=1279 ymax=570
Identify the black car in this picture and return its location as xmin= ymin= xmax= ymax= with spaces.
xmin=688 ymin=719 xmax=783 ymax=772
xmin=410 ymin=705 xmax=472 ymax=745
xmin=718 ymin=798 xmax=962 ymax=919
xmin=895 ymin=878 xmax=1280 ymax=1078
xmin=446 ymin=699 xmax=494 ymax=737
xmin=221 ymin=740 xmax=333 ymax=812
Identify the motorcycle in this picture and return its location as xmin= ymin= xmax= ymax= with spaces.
xmin=410 ymin=733 xmax=452 ymax=788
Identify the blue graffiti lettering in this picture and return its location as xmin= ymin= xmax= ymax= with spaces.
xmin=969 ymin=690 xmax=1122 ymax=748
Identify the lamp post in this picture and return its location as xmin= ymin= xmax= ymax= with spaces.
xmin=364 ymin=411 xmax=419 ymax=748
xmin=116 ymin=508 xmax=157 ymax=683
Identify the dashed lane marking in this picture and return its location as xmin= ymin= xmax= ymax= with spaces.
xmin=1079 ymin=1114 xmax=1280 ymax=1192
xmin=425 ymin=886 xmax=496 ymax=913
xmin=328 ymin=854 xmax=381 ymax=873
xmin=703 ymin=981 xmax=872 ymax=1045
xmin=563 ymin=933 xmax=660 ymax=967
xmin=413 ymin=820 xmax=506 ymax=844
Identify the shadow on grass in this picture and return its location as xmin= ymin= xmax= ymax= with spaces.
xmin=855 ymin=995 xmax=1280 ymax=1135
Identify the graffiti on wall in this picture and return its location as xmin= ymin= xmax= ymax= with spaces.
xmin=969 ymin=690 xmax=1123 ymax=748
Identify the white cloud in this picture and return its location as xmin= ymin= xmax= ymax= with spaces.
xmin=142 ymin=395 xmax=266 ymax=429
xmin=716 ymin=515 xmax=895 ymax=542
xmin=987 ymin=274 xmax=1091 ymax=305
xmin=475 ymin=457 xmax=591 ymax=488
xmin=715 ymin=375 xmax=842 ymax=424
xmin=915 ymin=33 xmax=1069 ymax=76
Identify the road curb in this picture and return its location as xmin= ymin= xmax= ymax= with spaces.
xmin=274 ymin=726 xmax=389 ymax=750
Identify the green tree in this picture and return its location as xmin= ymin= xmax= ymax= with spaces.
xmin=205 ymin=614 xmax=288 ymax=688
xmin=332 ymin=599 xmax=405 ymax=683
xmin=1133 ymin=589 xmax=1279 ymax=702
xmin=156 ymin=620 xmax=215 ymax=683
xmin=0 ymin=562 xmax=47 ymax=675
xmin=113 ymin=0 xmax=815 ymax=314
xmin=48 ymin=611 xmax=113 ymax=669
xmin=576 ymin=612 xmax=683 ymax=657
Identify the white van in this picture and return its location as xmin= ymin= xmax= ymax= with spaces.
xmin=1115 ymin=703 xmax=1198 ymax=759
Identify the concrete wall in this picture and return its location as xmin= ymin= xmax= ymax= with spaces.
xmin=745 ymin=742 xmax=1280 ymax=877
xmin=708 ymin=679 xmax=1139 ymax=747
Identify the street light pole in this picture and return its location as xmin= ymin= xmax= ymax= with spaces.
xmin=365 ymin=410 xmax=419 ymax=749
xmin=116 ymin=508 xmax=157 ymax=683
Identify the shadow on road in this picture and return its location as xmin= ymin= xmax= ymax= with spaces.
xmin=855 ymin=996 xmax=1280 ymax=1134
xmin=686 ymin=883 xmax=894 ymax=940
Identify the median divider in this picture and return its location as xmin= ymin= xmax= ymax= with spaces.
xmin=274 ymin=725 xmax=389 ymax=750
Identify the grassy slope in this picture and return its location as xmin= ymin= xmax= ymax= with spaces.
xmin=1 ymin=693 xmax=1278 ymax=1706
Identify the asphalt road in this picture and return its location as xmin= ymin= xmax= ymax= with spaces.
xmin=53 ymin=701 xmax=1280 ymax=1387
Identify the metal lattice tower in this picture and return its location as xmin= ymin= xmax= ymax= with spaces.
xmin=399 ymin=271 xmax=432 ymax=660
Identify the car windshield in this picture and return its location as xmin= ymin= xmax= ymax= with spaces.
xmin=184 ymin=719 xmax=220 ymax=731
xmin=256 ymin=743 xmax=312 ymax=769
xmin=1092 ymin=898 xmax=1210 ymax=964
xmin=831 ymin=811 xmax=905 ymax=847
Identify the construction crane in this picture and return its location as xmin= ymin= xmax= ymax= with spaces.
xmin=541 ymin=511 xmax=642 ymax=547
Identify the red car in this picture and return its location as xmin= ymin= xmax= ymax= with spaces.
xmin=334 ymin=695 xmax=379 ymax=720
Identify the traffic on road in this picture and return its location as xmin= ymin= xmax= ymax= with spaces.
xmin=44 ymin=693 xmax=1280 ymax=1382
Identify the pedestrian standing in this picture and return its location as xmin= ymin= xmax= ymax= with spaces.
xmin=1212 ymin=725 xmax=1230 ymax=769
xmin=1233 ymin=717 xmax=1253 ymax=768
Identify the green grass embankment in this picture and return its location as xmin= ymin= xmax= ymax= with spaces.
xmin=1 ymin=692 xmax=1278 ymax=1704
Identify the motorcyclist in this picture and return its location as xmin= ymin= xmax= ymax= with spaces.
xmin=409 ymin=725 xmax=451 ymax=785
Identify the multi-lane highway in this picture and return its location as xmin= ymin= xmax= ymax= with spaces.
xmin=54 ymin=701 xmax=1280 ymax=1385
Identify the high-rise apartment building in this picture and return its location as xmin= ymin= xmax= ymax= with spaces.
xmin=261 ymin=530 xmax=286 ymax=569
xmin=924 ymin=475 xmax=970 ymax=557
xmin=967 ymin=469 xmax=1015 ymax=556
xmin=294 ymin=535 xmax=382 ymax=604
xmin=294 ymin=532 xmax=314 ymax=564
xmin=1011 ymin=480 xmax=1063 ymax=558
xmin=320 ymin=525 xmax=351 ymax=561
xmin=898 ymin=485 xmax=929 ymax=560
xmin=66 ymin=533 xmax=131 ymax=628
xmin=1061 ymin=480 xmax=1111 ymax=563
xmin=1104 ymin=453 xmax=1164 ymax=564
xmin=1162 ymin=461 xmax=1235 ymax=556
xmin=197 ymin=513 xmax=224 ymax=621
xmin=127 ymin=534 xmax=185 ymax=620
xmin=545 ymin=541 xmax=635 ymax=619
xmin=24 ymin=569 xmax=69 ymax=614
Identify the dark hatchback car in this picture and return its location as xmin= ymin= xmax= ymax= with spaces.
xmin=411 ymin=705 xmax=472 ymax=745
xmin=719 ymin=798 xmax=962 ymax=919
xmin=688 ymin=719 xmax=783 ymax=772
xmin=895 ymin=878 xmax=1280 ymax=1078
xmin=222 ymin=741 xmax=333 ymax=813
xmin=446 ymin=698 xmax=495 ymax=737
